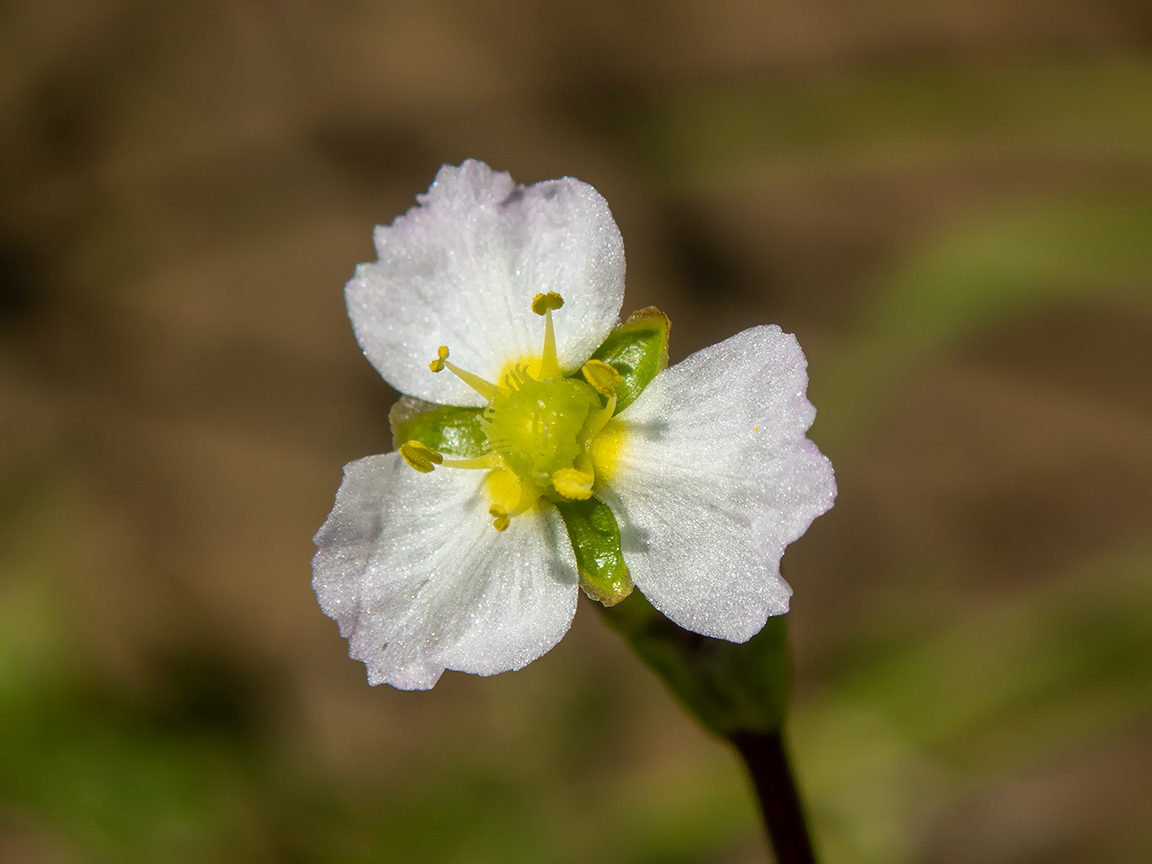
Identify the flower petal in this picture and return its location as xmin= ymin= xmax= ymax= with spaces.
xmin=347 ymin=160 xmax=625 ymax=406
xmin=600 ymin=326 xmax=836 ymax=642
xmin=313 ymin=454 xmax=579 ymax=689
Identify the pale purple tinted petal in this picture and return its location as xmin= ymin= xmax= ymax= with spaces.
xmin=312 ymin=454 xmax=579 ymax=689
xmin=601 ymin=326 xmax=836 ymax=642
xmin=346 ymin=160 xmax=625 ymax=406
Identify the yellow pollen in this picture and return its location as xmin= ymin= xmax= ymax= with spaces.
xmin=489 ymin=505 xmax=510 ymax=532
xmin=581 ymin=359 xmax=623 ymax=398
xmin=552 ymin=467 xmax=595 ymax=500
xmin=428 ymin=344 xmax=497 ymax=400
xmin=531 ymin=292 xmax=564 ymax=315
xmin=428 ymin=345 xmax=450 ymax=373
xmin=485 ymin=467 xmax=540 ymax=532
xmin=399 ymin=440 xmax=443 ymax=473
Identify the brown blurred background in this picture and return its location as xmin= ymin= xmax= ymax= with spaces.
xmin=2 ymin=2 xmax=1151 ymax=862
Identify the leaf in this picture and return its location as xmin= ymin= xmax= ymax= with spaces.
xmin=590 ymin=307 xmax=670 ymax=413
xmin=554 ymin=496 xmax=633 ymax=606
xmin=388 ymin=396 xmax=486 ymax=457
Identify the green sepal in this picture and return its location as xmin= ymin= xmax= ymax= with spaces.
xmin=554 ymin=496 xmax=634 ymax=606
xmin=589 ymin=307 xmax=670 ymax=413
xmin=388 ymin=396 xmax=487 ymax=458
xmin=597 ymin=593 xmax=791 ymax=738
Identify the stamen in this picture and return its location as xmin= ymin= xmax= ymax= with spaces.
xmin=581 ymin=359 xmax=623 ymax=398
xmin=440 ymin=453 xmax=501 ymax=470
xmin=532 ymin=293 xmax=564 ymax=380
xmin=584 ymin=392 xmax=618 ymax=441
xmin=428 ymin=345 xmax=450 ymax=373
xmin=552 ymin=467 xmax=595 ymax=500
xmin=399 ymin=440 xmax=443 ymax=473
xmin=489 ymin=505 xmax=510 ymax=532
xmin=531 ymin=292 xmax=564 ymax=315
xmin=484 ymin=467 xmax=541 ymax=532
xmin=428 ymin=345 xmax=497 ymax=400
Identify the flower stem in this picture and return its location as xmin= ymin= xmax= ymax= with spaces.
xmin=730 ymin=728 xmax=817 ymax=864
xmin=596 ymin=594 xmax=817 ymax=859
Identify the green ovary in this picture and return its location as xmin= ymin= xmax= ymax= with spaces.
xmin=482 ymin=368 xmax=601 ymax=487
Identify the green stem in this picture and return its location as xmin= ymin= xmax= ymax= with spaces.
xmin=730 ymin=728 xmax=817 ymax=864
xmin=596 ymin=593 xmax=817 ymax=861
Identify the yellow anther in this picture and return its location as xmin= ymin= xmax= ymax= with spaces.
xmin=429 ymin=344 xmax=497 ymax=399
xmin=552 ymin=467 xmax=595 ymax=500
xmin=428 ymin=345 xmax=450 ymax=373
xmin=399 ymin=440 xmax=443 ymax=474
xmin=485 ymin=467 xmax=539 ymax=532
xmin=489 ymin=505 xmax=510 ymax=532
xmin=581 ymin=359 xmax=623 ymax=398
xmin=531 ymin=292 xmax=564 ymax=315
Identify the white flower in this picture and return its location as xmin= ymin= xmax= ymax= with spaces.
xmin=313 ymin=160 xmax=836 ymax=689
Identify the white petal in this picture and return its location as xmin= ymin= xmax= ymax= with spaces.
xmin=312 ymin=454 xmax=579 ymax=689
xmin=600 ymin=326 xmax=836 ymax=642
xmin=346 ymin=160 xmax=625 ymax=407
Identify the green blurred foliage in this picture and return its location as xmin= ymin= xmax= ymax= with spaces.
xmin=824 ymin=197 xmax=1152 ymax=448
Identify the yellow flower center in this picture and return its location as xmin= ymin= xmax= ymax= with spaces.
xmin=399 ymin=292 xmax=619 ymax=531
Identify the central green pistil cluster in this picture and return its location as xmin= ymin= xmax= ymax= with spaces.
xmin=401 ymin=291 xmax=622 ymax=531
xmin=394 ymin=294 xmax=671 ymax=606
xmin=482 ymin=367 xmax=601 ymax=488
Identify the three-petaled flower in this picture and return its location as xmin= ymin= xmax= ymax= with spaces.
xmin=313 ymin=160 xmax=836 ymax=689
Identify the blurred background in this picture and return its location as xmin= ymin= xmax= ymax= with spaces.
xmin=2 ymin=1 xmax=1150 ymax=862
